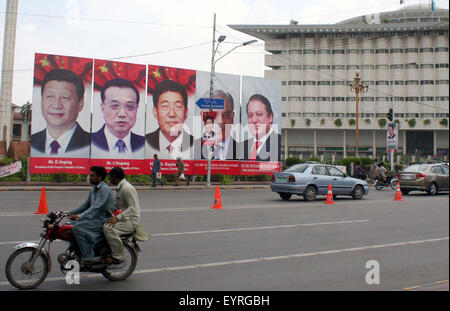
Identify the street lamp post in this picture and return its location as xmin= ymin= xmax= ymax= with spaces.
xmin=349 ymin=72 xmax=368 ymax=158
xmin=207 ymin=14 xmax=256 ymax=186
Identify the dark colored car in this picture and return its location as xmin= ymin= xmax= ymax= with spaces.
xmin=397 ymin=163 xmax=449 ymax=195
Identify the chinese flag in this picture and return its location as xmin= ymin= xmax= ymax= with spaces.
xmin=93 ymin=60 xmax=147 ymax=92
xmin=147 ymin=65 xmax=196 ymax=96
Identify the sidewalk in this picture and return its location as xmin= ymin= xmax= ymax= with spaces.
xmin=0 ymin=181 xmax=271 ymax=191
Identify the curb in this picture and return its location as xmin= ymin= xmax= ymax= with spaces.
xmin=0 ymin=185 xmax=271 ymax=191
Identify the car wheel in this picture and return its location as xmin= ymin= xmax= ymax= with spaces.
xmin=352 ymin=185 xmax=364 ymax=200
xmin=303 ymin=186 xmax=317 ymax=201
xmin=279 ymin=193 xmax=292 ymax=201
xmin=427 ymin=182 xmax=438 ymax=195
xmin=401 ymin=188 xmax=410 ymax=195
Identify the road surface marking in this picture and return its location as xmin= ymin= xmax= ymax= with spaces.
xmin=0 ymin=236 xmax=447 ymax=287
xmin=0 ymin=219 xmax=369 ymax=245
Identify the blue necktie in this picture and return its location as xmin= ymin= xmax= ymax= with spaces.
xmin=115 ymin=139 xmax=126 ymax=153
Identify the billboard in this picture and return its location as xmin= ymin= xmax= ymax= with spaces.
xmin=387 ymin=122 xmax=398 ymax=152
xmin=30 ymin=53 xmax=282 ymax=176
xmin=30 ymin=53 xmax=93 ymax=174
xmin=90 ymin=59 xmax=147 ymax=174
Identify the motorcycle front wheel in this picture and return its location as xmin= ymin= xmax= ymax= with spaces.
xmin=101 ymin=244 xmax=137 ymax=281
xmin=5 ymin=247 xmax=49 ymax=289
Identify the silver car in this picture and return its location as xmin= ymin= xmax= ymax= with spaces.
xmin=270 ymin=164 xmax=369 ymax=201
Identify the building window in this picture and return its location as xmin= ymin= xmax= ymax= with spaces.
xmin=317 ymin=113 xmax=331 ymax=117
xmin=419 ymin=64 xmax=434 ymax=69
xmin=394 ymin=113 xmax=405 ymax=118
xmin=421 ymin=113 xmax=434 ymax=118
xmin=13 ymin=124 xmax=21 ymax=139
xmin=288 ymin=112 xmax=302 ymax=117
xmin=376 ymin=80 xmax=389 ymax=85
xmin=391 ymin=80 xmax=405 ymax=85
xmin=361 ymin=49 xmax=374 ymax=54
xmin=405 ymin=63 xmax=418 ymax=69
xmin=281 ymin=81 xmax=287 ymax=86
xmin=436 ymin=80 xmax=449 ymax=85
xmin=317 ymin=81 xmax=331 ymax=85
xmin=390 ymin=48 xmax=404 ymax=53
xmin=375 ymin=48 xmax=389 ymax=54
xmin=405 ymin=97 xmax=420 ymax=101
xmin=420 ymin=96 xmax=434 ymax=101
xmin=332 ymin=49 xmax=345 ymax=54
xmin=332 ymin=65 xmax=345 ymax=70
xmin=437 ymin=96 xmax=450 ymax=101
xmin=435 ymin=47 xmax=449 ymax=52
xmin=302 ymin=97 xmax=316 ymax=101
xmin=362 ymin=80 xmax=374 ymax=85
xmin=303 ymin=49 xmax=316 ymax=54
xmin=393 ymin=96 xmax=405 ymax=101
xmin=420 ymin=48 xmax=434 ymax=53
xmin=390 ymin=64 xmax=404 ymax=69
xmin=346 ymin=65 xmax=360 ymax=70
xmin=332 ymin=81 xmax=345 ymax=86
xmin=375 ymin=64 xmax=389 ymax=69
xmin=346 ymin=49 xmax=359 ymax=54
xmin=288 ymin=81 xmax=301 ymax=85
xmin=281 ymin=97 xmax=287 ymax=101
xmin=332 ymin=97 xmax=345 ymax=102
xmin=436 ymin=63 xmax=450 ymax=68
xmin=436 ymin=113 xmax=450 ymax=118
xmin=288 ymin=96 xmax=302 ymax=101
xmin=362 ymin=65 xmax=374 ymax=70
xmin=420 ymin=80 xmax=434 ymax=85
xmin=361 ymin=97 xmax=374 ymax=102
xmin=405 ymin=80 xmax=419 ymax=85
xmin=405 ymin=48 xmax=418 ymax=53
xmin=317 ymin=65 xmax=331 ymax=70
xmin=376 ymin=97 xmax=390 ymax=102
xmin=289 ymin=49 xmax=302 ymax=54
xmin=332 ymin=113 xmax=345 ymax=117
xmin=346 ymin=97 xmax=355 ymax=102
xmin=317 ymin=97 xmax=330 ymax=101
xmin=318 ymin=49 xmax=330 ymax=54
xmin=405 ymin=113 xmax=420 ymax=118
xmin=303 ymin=81 xmax=316 ymax=85
xmin=303 ymin=112 xmax=316 ymax=117
xmin=303 ymin=65 xmax=316 ymax=70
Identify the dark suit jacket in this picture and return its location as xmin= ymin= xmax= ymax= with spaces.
xmin=145 ymin=128 xmax=193 ymax=152
xmin=242 ymin=131 xmax=281 ymax=162
xmin=194 ymin=137 xmax=238 ymax=160
xmin=31 ymin=122 xmax=90 ymax=154
xmin=92 ymin=125 xmax=144 ymax=153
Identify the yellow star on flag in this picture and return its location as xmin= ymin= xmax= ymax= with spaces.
xmin=40 ymin=57 xmax=50 ymax=68
xmin=99 ymin=63 xmax=109 ymax=73
xmin=153 ymin=69 xmax=161 ymax=78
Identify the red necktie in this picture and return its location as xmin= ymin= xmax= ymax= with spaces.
xmin=167 ymin=145 xmax=174 ymax=154
xmin=250 ymin=140 xmax=261 ymax=160
xmin=50 ymin=140 xmax=60 ymax=155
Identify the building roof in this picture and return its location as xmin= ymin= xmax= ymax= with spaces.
xmin=228 ymin=7 xmax=449 ymax=41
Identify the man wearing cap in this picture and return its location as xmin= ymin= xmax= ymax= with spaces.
xmin=103 ymin=167 xmax=148 ymax=264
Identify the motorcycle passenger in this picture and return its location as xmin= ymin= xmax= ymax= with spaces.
xmin=103 ymin=167 xmax=148 ymax=264
xmin=66 ymin=166 xmax=114 ymax=268
xmin=374 ymin=163 xmax=387 ymax=183
xmin=369 ymin=160 xmax=377 ymax=180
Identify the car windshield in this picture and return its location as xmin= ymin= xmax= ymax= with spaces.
xmin=404 ymin=164 xmax=430 ymax=172
xmin=284 ymin=164 xmax=308 ymax=173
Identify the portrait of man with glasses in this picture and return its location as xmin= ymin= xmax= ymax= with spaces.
xmin=92 ymin=78 xmax=145 ymax=157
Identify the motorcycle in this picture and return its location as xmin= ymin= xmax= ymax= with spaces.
xmin=5 ymin=211 xmax=140 ymax=289
xmin=374 ymin=173 xmax=398 ymax=190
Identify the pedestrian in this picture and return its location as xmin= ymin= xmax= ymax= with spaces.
xmin=152 ymin=153 xmax=163 ymax=187
xmin=175 ymin=157 xmax=189 ymax=186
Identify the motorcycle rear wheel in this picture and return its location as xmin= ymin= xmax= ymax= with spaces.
xmin=101 ymin=244 xmax=137 ymax=281
xmin=5 ymin=247 xmax=49 ymax=289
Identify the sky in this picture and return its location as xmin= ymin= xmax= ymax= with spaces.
xmin=0 ymin=0 xmax=448 ymax=107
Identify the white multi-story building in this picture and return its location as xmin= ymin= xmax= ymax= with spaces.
xmin=230 ymin=4 xmax=449 ymax=161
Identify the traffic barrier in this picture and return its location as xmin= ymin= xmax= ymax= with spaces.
xmin=394 ymin=182 xmax=403 ymax=201
xmin=323 ymin=184 xmax=335 ymax=205
xmin=211 ymin=186 xmax=223 ymax=209
xmin=34 ymin=187 xmax=49 ymax=214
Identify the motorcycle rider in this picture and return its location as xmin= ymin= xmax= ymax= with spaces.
xmin=374 ymin=163 xmax=387 ymax=183
xmin=103 ymin=167 xmax=148 ymax=264
xmin=66 ymin=166 xmax=114 ymax=268
xmin=353 ymin=161 xmax=367 ymax=180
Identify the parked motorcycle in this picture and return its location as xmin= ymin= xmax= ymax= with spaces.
xmin=5 ymin=211 xmax=140 ymax=289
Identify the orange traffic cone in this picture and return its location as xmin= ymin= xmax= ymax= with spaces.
xmin=211 ymin=186 xmax=223 ymax=209
xmin=34 ymin=187 xmax=49 ymax=214
xmin=394 ymin=182 xmax=403 ymax=201
xmin=323 ymin=184 xmax=335 ymax=204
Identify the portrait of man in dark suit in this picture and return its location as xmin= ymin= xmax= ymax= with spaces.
xmin=242 ymin=94 xmax=281 ymax=162
xmin=194 ymin=90 xmax=238 ymax=160
xmin=92 ymin=78 xmax=144 ymax=158
xmin=31 ymin=69 xmax=90 ymax=158
xmin=145 ymin=80 xmax=193 ymax=159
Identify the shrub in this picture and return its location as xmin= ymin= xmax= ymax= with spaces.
xmin=222 ymin=175 xmax=233 ymax=185
xmin=424 ymin=119 xmax=431 ymax=126
xmin=408 ymin=119 xmax=416 ymax=128
xmin=364 ymin=119 xmax=371 ymax=124
xmin=286 ymin=157 xmax=305 ymax=168
xmin=349 ymin=119 xmax=356 ymax=126
xmin=378 ymin=118 xmax=387 ymax=128
xmin=305 ymin=118 xmax=311 ymax=126
xmin=320 ymin=119 xmax=325 ymax=125
xmin=334 ymin=119 xmax=342 ymax=127
xmin=439 ymin=118 xmax=448 ymax=127
xmin=290 ymin=119 xmax=295 ymax=127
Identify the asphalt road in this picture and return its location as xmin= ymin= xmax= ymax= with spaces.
xmin=0 ymin=187 xmax=448 ymax=292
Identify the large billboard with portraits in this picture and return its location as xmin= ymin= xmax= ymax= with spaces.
xmin=30 ymin=53 xmax=281 ymax=176
xmin=30 ymin=53 xmax=93 ymax=174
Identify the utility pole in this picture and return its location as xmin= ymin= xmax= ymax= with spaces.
xmin=349 ymin=72 xmax=368 ymax=158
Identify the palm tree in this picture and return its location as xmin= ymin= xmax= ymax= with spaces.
xmin=20 ymin=101 xmax=32 ymax=122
